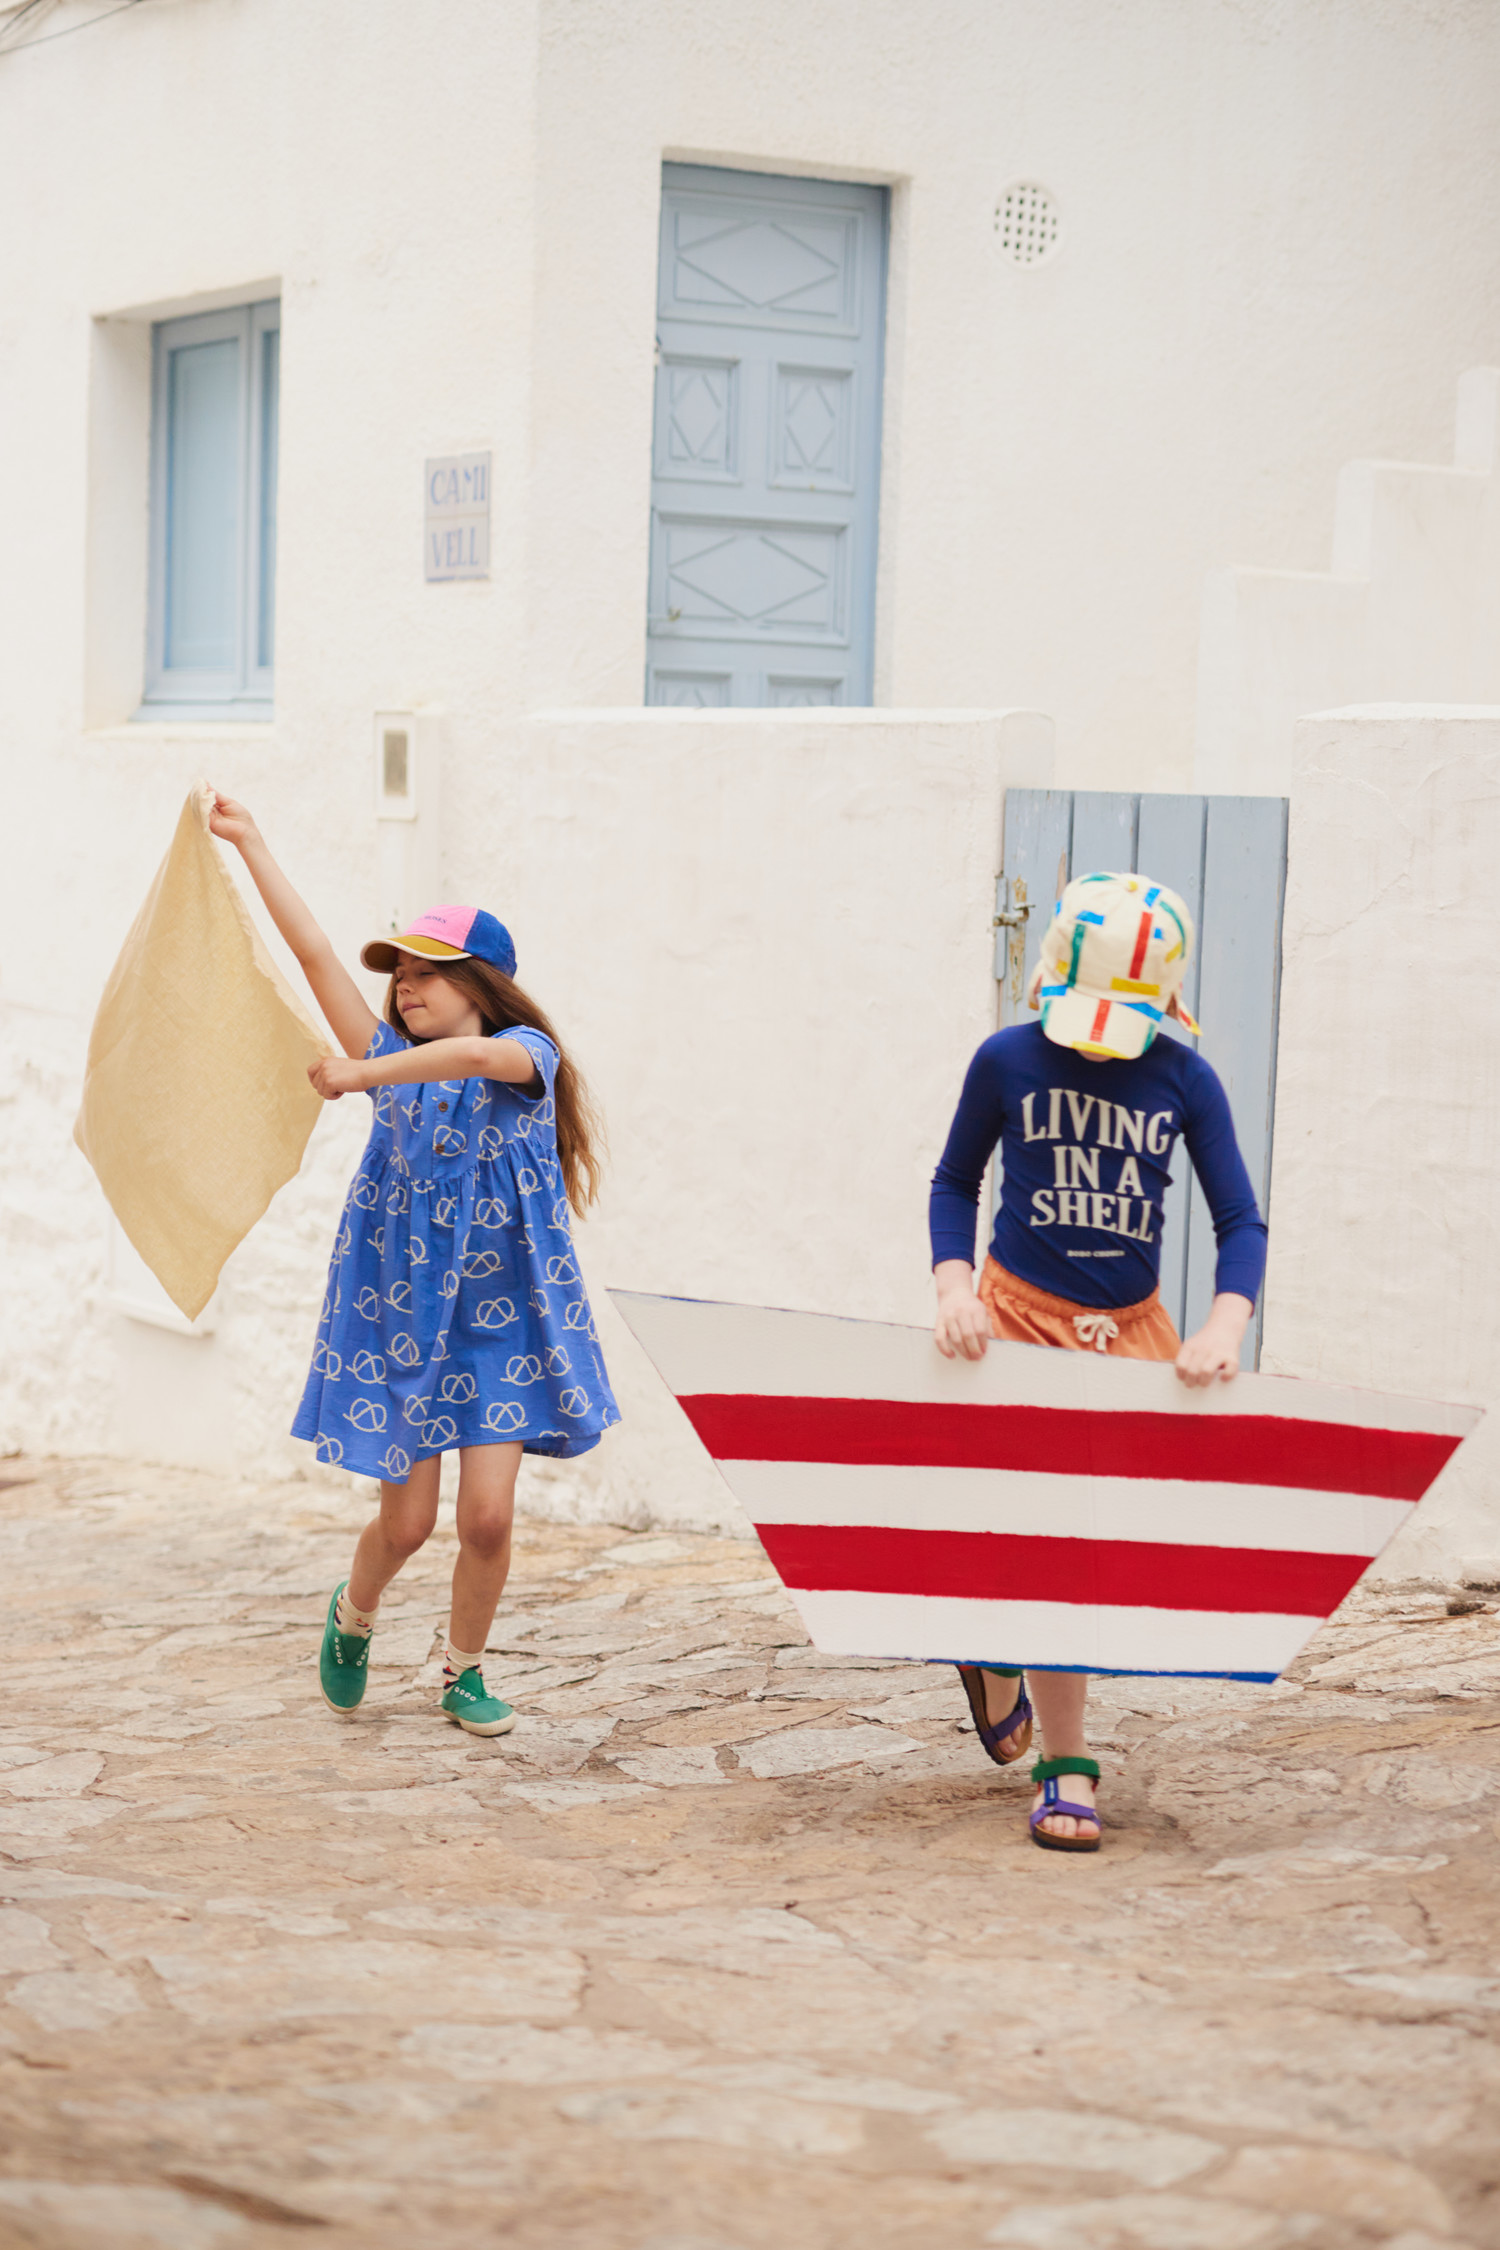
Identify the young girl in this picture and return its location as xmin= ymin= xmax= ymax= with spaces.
xmin=930 ymin=870 xmax=1267 ymax=1852
xmin=209 ymin=794 xmax=619 ymax=1736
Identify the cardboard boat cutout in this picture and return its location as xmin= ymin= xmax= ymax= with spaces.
xmin=609 ymin=1291 xmax=1481 ymax=1682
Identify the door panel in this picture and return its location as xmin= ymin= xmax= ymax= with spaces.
xmin=1068 ymin=792 xmax=1138 ymax=879
xmin=647 ymin=165 xmax=888 ymax=707
xmin=997 ymin=789 xmax=1286 ymax=1364
xmin=1134 ymin=795 xmax=1209 ymax=1330
xmin=1180 ymin=796 xmax=1288 ymax=1349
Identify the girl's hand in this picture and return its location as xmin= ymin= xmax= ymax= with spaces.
xmin=1175 ymin=1293 xmax=1254 ymax=1387
xmin=308 ymin=1055 xmax=371 ymax=1101
xmin=208 ymin=792 xmax=261 ymax=852
xmin=934 ymin=1263 xmax=992 ymax=1362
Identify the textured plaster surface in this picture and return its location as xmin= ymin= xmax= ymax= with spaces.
xmin=6 ymin=0 xmax=1500 ymax=1533
xmin=0 ymin=710 xmax=1047 ymax=1535
xmin=5 ymin=1 xmax=1500 ymax=772
xmin=0 ymin=1454 xmax=1498 ymax=2248
xmin=1265 ymin=707 xmax=1500 ymax=1580
xmin=1196 ymin=371 xmax=1500 ymax=794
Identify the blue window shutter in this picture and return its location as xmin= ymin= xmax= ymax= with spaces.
xmin=143 ymin=298 xmax=279 ymax=717
xmin=164 ymin=335 xmax=241 ymax=672
xmin=256 ymin=321 xmax=279 ymax=672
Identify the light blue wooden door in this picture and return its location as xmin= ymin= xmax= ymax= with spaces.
xmin=647 ymin=165 xmax=888 ymax=707
xmin=995 ymin=790 xmax=1288 ymax=1364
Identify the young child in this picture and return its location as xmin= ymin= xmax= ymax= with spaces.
xmin=209 ymin=794 xmax=619 ymax=1736
xmin=930 ymin=870 xmax=1267 ymax=1852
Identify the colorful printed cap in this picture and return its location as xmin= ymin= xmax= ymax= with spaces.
xmin=1028 ymin=871 xmax=1196 ymax=1059
xmin=361 ymin=905 xmax=517 ymax=979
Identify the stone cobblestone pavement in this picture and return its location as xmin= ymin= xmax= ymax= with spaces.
xmin=0 ymin=1454 xmax=1497 ymax=2250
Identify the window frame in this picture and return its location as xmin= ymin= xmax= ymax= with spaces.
xmin=142 ymin=298 xmax=279 ymax=719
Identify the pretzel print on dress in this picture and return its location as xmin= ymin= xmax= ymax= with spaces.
xmin=292 ymin=1021 xmax=619 ymax=1475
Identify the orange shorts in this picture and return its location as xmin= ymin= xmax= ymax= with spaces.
xmin=978 ymin=1256 xmax=1180 ymax=1364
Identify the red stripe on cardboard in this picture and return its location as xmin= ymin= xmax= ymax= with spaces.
xmin=678 ymin=1394 xmax=1456 ymax=1503
xmin=755 ymin=1521 xmax=1366 ymax=1618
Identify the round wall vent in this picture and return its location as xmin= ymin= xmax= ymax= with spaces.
xmin=994 ymin=182 xmax=1061 ymax=266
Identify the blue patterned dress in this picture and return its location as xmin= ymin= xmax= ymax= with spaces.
xmin=292 ymin=1023 xmax=619 ymax=1479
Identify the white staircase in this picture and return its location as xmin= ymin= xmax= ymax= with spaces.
xmin=1194 ymin=367 xmax=1500 ymax=794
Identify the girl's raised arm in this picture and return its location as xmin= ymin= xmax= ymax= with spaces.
xmin=209 ymin=794 xmax=379 ymax=1060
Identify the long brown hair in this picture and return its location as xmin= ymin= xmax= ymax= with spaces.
xmin=385 ymin=959 xmax=604 ymax=1215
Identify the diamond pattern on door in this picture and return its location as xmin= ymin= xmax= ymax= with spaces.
xmin=648 ymin=671 xmax=731 ymax=707
xmin=668 ymin=216 xmax=853 ymax=322
xmin=774 ymin=367 xmax=852 ymax=489
xmin=647 ymin=166 xmax=887 ymax=707
xmin=662 ymin=521 xmax=842 ymax=633
xmin=655 ymin=358 xmax=737 ymax=479
xmin=769 ymin=676 xmax=840 ymax=706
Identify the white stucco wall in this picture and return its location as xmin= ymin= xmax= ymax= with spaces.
xmin=2 ymin=0 xmax=1500 ymax=789
xmin=1263 ymin=705 xmax=1500 ymax=1584
xmin=5 ymin=0 xmax=1500 ymax=1536
xmin=0 ymin=710 xmax=1050 ymax=1529
xmin=1196 ymin=369 xmax=1500 ymax=795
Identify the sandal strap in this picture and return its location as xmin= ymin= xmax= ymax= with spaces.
xmin=1031 ymin=1794 xmax=1100 ymax=1828
xmin=1030 ymin=1756 xmax=1100 ymax=1783
xmin=956 ymin=1666 xmax=1032 ymax=1759
xmin=976 ymin=1694 xmax=1033 ymax=1759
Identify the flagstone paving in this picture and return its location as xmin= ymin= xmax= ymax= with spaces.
xmin=0 ymin=1452 xmax=1497 ymax=2250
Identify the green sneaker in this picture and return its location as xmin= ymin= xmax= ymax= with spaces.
xmin=319 ymin=1582 xmax=371 ymax=1715
xmin=440 ymin=1667 xmax=515 ymax=1737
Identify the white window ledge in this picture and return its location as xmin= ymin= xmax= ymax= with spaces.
xmin=87 ymin=718 xmax=276 ymax=743
xmin=104 ymin=1220 xmax=217 ymax=1336
xmin=104 ymin=1289 xmax=216 ymax=1339
xmin=526 ymin=705 xmax=1047 ymax=725
xmin=132 ymin=701 xmax=274 ymax=725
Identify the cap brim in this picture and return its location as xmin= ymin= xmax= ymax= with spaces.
xmin=1040 ymin=989 xmax=1159 ymax=1060
xmin=360 ymin=936 xmax=473 ymax=973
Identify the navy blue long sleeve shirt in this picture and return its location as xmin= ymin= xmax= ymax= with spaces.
xmin=929 ymin=1023 xmax=1267 ymax=1311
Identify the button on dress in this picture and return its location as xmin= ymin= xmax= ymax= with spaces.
xmin=292 ymin=1023 xmax=620 ymax=1479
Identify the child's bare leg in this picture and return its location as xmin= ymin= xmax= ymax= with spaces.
xmin=449 ymin=1442 xmax=523 ymax=1652
xmin=347 ymin=1456 xmax=442 ymax=1611
xmin=1027 ymin=1670 xmax=1096 ymax=1840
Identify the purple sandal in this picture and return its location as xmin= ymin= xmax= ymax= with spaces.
xmin=1029 ymin=1756 xmax=1102 ymax=1853
xmin=957 ymin=1665 xmax=1034 ymax=1767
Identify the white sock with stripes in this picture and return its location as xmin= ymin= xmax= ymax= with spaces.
xmin=335 ymin=1586 xmax=378 ymax=1636
xmin=442 ymin=1639 xmax=485 ymax=1691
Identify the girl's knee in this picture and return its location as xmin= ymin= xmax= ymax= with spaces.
xmin=381 ymin=1507 xmax=438 ymax=1561
xmin=459 ymin=1512 xmax=513 ymax=1566
xmin=379 ymin=1459 xmax=439 ymax=1558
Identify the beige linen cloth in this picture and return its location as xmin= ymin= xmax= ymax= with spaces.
xmin=74 ymin=783 xmax=333 ymax=1320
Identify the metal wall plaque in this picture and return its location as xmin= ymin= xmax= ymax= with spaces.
xmin=424 ymin=452 xmax=490 ymax=581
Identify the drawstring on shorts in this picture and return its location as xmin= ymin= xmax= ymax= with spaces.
xmin=1071 ymin=1312 xmax=1120 ymax=1352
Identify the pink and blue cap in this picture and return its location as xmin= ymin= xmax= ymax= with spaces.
xmin=361 ymin=905 xmax=517 ymax=979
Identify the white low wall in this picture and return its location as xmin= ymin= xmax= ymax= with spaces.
xmin=0 ymin=709 xmax=1051 ymax=1532
xmin=1263 ymin=704 xmax=1500 ymax=1582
